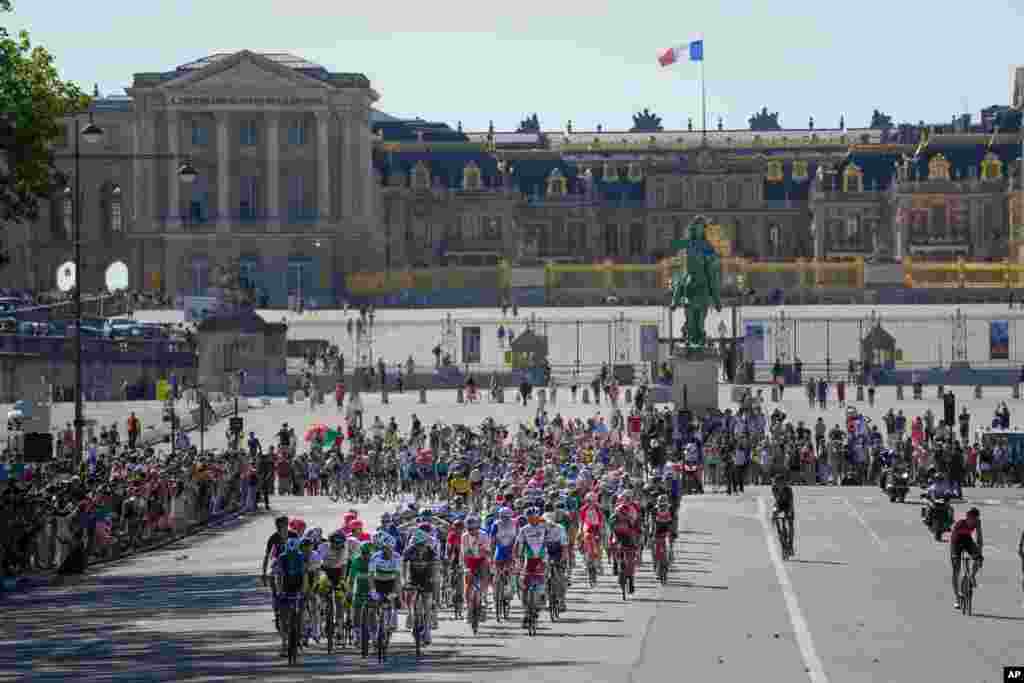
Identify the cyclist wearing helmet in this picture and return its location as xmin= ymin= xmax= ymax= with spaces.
xmin=273 ymin=537 xmax=308 ymax=657
xmin=347 ymin=541 xmax=376 ymax=646
xmin=368 ymin=532 xmax=402 ymax=631
xmin=516 ymin=507 xmax=549 ymax=627
xmin=771 ymin=474 xmax=795 ymax=552
xmin=488 ymin=507 xmax=518 ymax=603
xmin=322 ymin=530 xmax=348 ymax=592
xmin=652 ymin=495 xmax=676 ymax=563
xmin=263 ymin=516 xmax=290 ymax=626
xmin=461 ymin=515 xmax=492 ymax=623
xmin=544 ymin=512 xmax=568 ymax=609
xmin=402 ymin=530 xmax=440 ymax=642
xmin=950 ymin=507 xmax=983 ymax=610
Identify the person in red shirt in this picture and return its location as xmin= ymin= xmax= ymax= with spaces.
xmin=950 ymin=507 xmax=983 ymax=610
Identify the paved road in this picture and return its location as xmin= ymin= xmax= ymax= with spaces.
xmin=4 ymin=484 xmax=1024 ymax=683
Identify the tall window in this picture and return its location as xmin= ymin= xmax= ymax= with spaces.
xmin=189 ymin=175 xmax=209 ymax=224
xmin=727 ymin=182 xmax=742 ymax=207
xmin=239 ymin=176 xmax=259 ymax=220
xmin=696 ymin=180 xmax=712 ymax=208
xmin=189 ymin=256 xmax=209 ymax=297
xmin=287 ymin=118 xmax=306 ymax=146
xmin=288 ymin=175 xmax=310 ymax=220
xmin=629 ymin=223 xmax=646 ymax=257
xmin=604 ymin=224 xmax=619 ymax=257
xmin=240 ymin=119 xmax=258 ymax=146
xmin=239 ymin=255 xmax=259 ymax=291
xmin=191 ymin=120 xmax=209 ymax=146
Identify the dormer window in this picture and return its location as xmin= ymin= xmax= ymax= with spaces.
xmin=928 ymin=154 xmax=950 ymax=181
xmin=627 ymin=162 xmax=643 ymax=183
xmin=546 ymin=168 xmax=568 ymax=196
xmin=980 ymin=152 xmax=1003 ymax=181
xmin=462 ymin=161 xmax=482 ymax=191
xmin=602 ymin=161 xmax=618 ymax=182
xmin=766 ymin=160 xmax=784 ymax=183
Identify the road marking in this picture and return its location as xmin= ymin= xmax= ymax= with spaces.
xmin=758 ymin=497 xmax=830 ymax=683
xmin=842 ymin=498 xmax=886 ymax=551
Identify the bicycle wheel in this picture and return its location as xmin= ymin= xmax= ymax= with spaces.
xmin=328 ymin=479 xmax=341 ymax=503
xmin=528 ymin=595 xmax=538 ymax=637
xmin=288 ymin=606 xmax=300 ymax=665
xmin=360 ymin=605 xmax=371 ymax=658
xmin=376 ymin=608 xmax=388 ymax=663
xmin=414 ymin=598 xmax=423 ymax=657
xmin=620 ymin=567 xmax=628 ymax=601
xmin=470 ymin=597 xmax=480 ymax=635
xmin=494 ymin=575 xmax=504 ymax=623
xmin=325 ymin=596 xmax=335 ymax=654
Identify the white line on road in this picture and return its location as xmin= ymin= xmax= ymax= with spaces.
xmin=842 ymin=497 xmax=886 ymax=551
xmin=758 ymin=497 xmax=830 ymax=683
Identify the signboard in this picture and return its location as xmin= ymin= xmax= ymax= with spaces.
xmin=184 ymin=296 xmax=220 ymax=322
xmin=640 ymin=324 xmax=659 ymax=361
xmin=744 ymin=321 xmax=766 ymax=362
xmin=991 ymin=320 xmax=1010 ymax=360
xmin=168 ymin=96 xmax=325 ymax=106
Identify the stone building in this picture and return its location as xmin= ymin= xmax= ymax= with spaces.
xmin=3 ymin=48 xmax=1021 ymax=306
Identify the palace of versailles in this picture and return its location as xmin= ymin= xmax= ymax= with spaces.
xmin=4 ymin=50 xmax=1024 ymax=307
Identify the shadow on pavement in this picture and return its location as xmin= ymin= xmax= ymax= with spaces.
xmin=787 ymin=559 xmax=848 ymax=567
xmin=0 ymin=571 xmax=590 ymax=682
xmin=972 ymin=613 xmax=1024 ymax=622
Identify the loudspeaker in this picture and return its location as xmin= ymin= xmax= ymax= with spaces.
xmin=23 ymin=432 xmax=53 ymax=462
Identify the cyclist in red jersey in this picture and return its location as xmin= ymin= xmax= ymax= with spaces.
xmin=950 ymin=507 xmax=983 ymax=610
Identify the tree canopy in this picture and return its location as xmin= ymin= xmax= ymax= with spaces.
xmin=748 ymin=107 xmax=781 ymax=131
xmin=517 ymin=113 xmax=540 ymax=133
xmin=869 ymin=109 xmax=893 ymax=129
xmin=630 ymin=108 xmax=663 ymax=132
xmin=0 ymin=1 xmax=89 ymax=226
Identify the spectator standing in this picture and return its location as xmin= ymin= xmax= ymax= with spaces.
xmin=127 ymin=412 xmax=140 ymax=451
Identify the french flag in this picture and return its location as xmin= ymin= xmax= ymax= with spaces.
xmin=658 ymin=36 xmax=704 ymax=66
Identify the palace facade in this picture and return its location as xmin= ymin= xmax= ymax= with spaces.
xmin=3 ymin=50 xmax=1022 ymax=306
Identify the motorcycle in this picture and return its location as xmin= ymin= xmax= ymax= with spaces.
xmin=886 ymin=469 xmax=910 ymax=503
xmin=920 ymin=492 xmax=954 ymax=541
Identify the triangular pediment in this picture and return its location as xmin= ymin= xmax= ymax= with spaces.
xmin=160 ymin=50 xmax=330 ymax=91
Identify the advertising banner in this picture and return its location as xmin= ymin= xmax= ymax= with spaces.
xmin=744 ymin=321 xmax=766 ymax=362
xmin=990 ymin=320 xmax=1010 ymax=360
xmin=640 ymin=324 xmax=659 ymax=362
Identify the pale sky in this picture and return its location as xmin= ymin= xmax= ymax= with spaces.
xmin=8 ymin=0 xmax=1023 ymax=132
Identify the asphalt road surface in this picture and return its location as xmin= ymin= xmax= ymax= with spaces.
xmin=4 ymin=483 xmax=1024 ymax=683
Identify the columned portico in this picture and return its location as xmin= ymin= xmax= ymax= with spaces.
xmin=340 ymin=113 xmax=354 ymax=219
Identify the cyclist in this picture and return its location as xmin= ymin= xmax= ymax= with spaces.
xmin=461 ymin=514 xmax=491 ymax=623
xmin=579 ymin=492 xmax=606 ymax=574
xmin=515 ymin=507 xmax=549 ymax=628
xmin=368 ymin=532 xmax=402 ymax=632
xmin=488 ymin=507 xmax=518 ymax=609
xmin=402 ymin=529 xmax=440 ymax=645
xmin=652 ymin=495 xmax=675 ymax=566
xmin=543 ymin=511 xmax=568 ymax=609
xmin=347 ymin=541 xmax=374 ymax=647
xmin=610 ymin=496 xmax=641 ymax=594
xmin=771 ymin=474 xmax=795 ymax=554
xmin=262 ymin=516 xmax=289 ymax=627
xmin=273 ymin=537 xmax=308 ymax=657
xmin=300 ymin=531 xmax=324 ymax=645
xmin=951 ymin=507 xmax=984 ymax=610
xmin=449 ymin=469 xmax=471 ymax=501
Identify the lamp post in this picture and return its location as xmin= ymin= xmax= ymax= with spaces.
xmin=71 ymin=114 xmax=104 ymax=466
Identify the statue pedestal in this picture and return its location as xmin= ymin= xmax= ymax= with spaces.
xmin=672 ymin=352 xmax=719 ymax=412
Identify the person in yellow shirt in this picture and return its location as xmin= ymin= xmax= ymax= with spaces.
xmin=449 ymin=471 xmax=471 ymax=499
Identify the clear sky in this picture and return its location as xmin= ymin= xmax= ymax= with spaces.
xmin=7 ymin=0 xmax=1022 ymax=132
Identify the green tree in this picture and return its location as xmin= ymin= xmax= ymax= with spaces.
xmin=869 ymin=109 xmax=893 ymax=129
xmin=748 ymin=106 xmax=781 ymax=131
xmin=517 ymin=113 xmax=540 ymax=133
xmin=630 ymin=108 xmax=663 ymax=132
xmin=0 ymin=1 xmax=90 ymax=226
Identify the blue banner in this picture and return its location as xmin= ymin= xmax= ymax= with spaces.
xmin=744 ymin=321 xmax=766 ymax=362
xmin=990 ymin=320 xmax=1009 ymax=360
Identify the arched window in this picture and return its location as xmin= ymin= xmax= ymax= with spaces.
xmin=927 ymin=154 xmax=951 ymax=181
xmin=462 ymin=161 xmax=482 ymax=191
xmin=546 ymin=168 xmax=568 ymax=196
xmin=842 ymin=164 xmax=863 ymax=193
xmin=980 ymin=152 xmax=1003 ymax=181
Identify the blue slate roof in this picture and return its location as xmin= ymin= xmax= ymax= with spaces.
xmin=376 ymin=149 xmax=501 ymax=189
xmin=372 ymin=118 xmax=467 ymax=142
xmin=836 ymin=137 xmax=1021 ymax=186
xmin=510 ymin=158 xmax=579 ymax=196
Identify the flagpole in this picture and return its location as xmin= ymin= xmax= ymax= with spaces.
xmin=700 ymin=58 xmax=707 ymax=144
